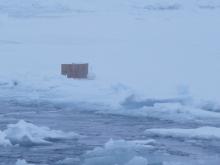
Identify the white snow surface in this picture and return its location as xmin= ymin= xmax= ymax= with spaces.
xmin=0 ymin=120 xmax=79 ymax=146
xmin=82 ymin=139 xmax=152 ymax=165
xmin=145 ymin=127 xmax=220 ymax=140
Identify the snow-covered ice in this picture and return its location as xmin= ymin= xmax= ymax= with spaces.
xmin=56 ymin=157 xmax=80 ymax=165
xmin=1 ymin=120 xmax=79 ymax=146
xmin=1 ymin=75 xmax=220 ymax=124
xmin=95 ymin=96 xmax=220 ymax=124
xmin=126 ymin=156 xmax=148 ymax=165
xmin=82 ymin=139 xmax=150 ymax=165
xmin=15 ymin=159 xmax=35 ymax=165
xmin=0 ymin=130 xmax=12 ymax=147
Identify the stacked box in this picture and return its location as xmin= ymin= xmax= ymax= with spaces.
xmin=61 ymin=63 xmax=88 ymax=79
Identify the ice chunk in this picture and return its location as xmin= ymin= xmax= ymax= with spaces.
xmin=145 ymin=127 xmax=220 ymax=140
xmin=0 ymin=131 xmax=11 ymax=146
xmin=163 ymin=162 xmax=185 ymax=165
xmin=4 ymin=120 xmax=80 ymax=146
xmin=56 ymin=157 xmax=80 ymax=164
xmin=82 ymin=139 xmax=150 ymax=165
xmin=121 ymin=95 xmax=187 ymax=109
xmin=15 ymin=159 xmax=34 ymax=165
xmin=126 ymin=156 xmax=148 ymax=165
xmin=120 ymin=102 xmax=220 ymax=123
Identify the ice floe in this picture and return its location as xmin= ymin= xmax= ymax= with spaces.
xmin=56 ymin=157 xmax=80 ymax=165
xmin=15 ymin=159 xmax=35 ymax=165
xmin=126 ymin=156 xmax=148 ymax=165
xmin=145 ymin=126 xmax=220 ymax=140
xmin=0 ymin=120 xmax=79 ymax=146
xmin=0 ymin=131 xmax=12 ymax=147
xmin=82 ymin=139 xmax=151 ymax=165
xmin=118 ymin=96 xmax=220 ymax=123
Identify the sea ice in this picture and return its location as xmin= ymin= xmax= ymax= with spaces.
xmin=126 ymin=156 xmax=148 ymax=165
xmin=2 ymin=120 xmax=80 ymax=146
xmin=82 ymin=139 xmax=150 ymax=165
xmin=119 ymin=98 xmax=220 ymax=123
xmin=15 ymin=159 xmax=35 ymax=165
xmin=0 ymin=131 xmax=11 ymax=146
xmin=145 ymin=126 xmax=220 ymax=140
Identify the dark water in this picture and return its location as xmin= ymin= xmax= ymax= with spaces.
xmin=1 ymin=100 xmax=220 ymax=165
